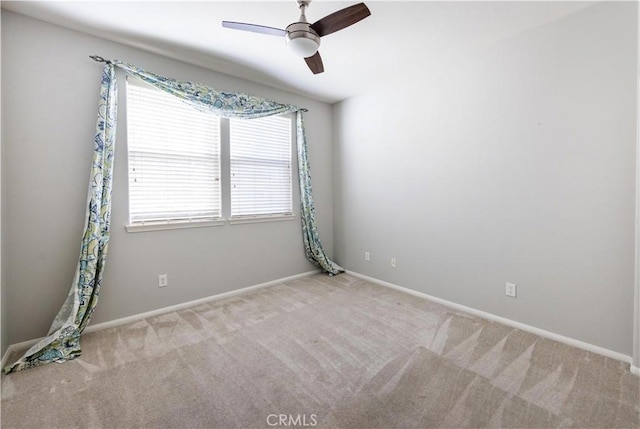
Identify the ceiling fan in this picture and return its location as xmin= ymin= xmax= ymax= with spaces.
xmin=222 ymin=1 xmax=371 ymax=74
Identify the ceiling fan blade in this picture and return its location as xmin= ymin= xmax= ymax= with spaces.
xmin=222 ymin=21 xmax=287 ymax=37
xmin=310 ymin=3 xmax=371 ymax=37
xmin=304 ymin=52 xmax=324 ymax=74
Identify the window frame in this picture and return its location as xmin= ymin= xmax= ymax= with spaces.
xmin=124 ymin=77 xmax=297 ymax=233
xmin=229 ymin=115 xmax=294 ymax=220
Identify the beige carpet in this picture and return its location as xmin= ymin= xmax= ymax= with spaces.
xmin=1 ymin=273 xmax=638 ymax=428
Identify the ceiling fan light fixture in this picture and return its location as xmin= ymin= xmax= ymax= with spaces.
xmin=285 ymin=21 xmax=320 ymax=58
xmin=286 ymin=35 xmax=319 ymax=57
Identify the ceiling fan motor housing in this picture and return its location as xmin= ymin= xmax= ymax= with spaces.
xmin=285 ymin=22 xmax=321 ymax=57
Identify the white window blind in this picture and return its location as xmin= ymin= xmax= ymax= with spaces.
xmin=230 ymin=116 xmax=292 ymax=217
xmin=127 ymin=79 xmax=221 ymax=224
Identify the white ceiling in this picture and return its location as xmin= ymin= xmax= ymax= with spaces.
xmin=2 ymin=1 xmax=594 ymax=104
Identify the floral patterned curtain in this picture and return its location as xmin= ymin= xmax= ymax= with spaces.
xmin=296 ymin=113 xmax=343 ymax=275
xmin=5 ymin=63 xmax=118 ymax=373
xmin=4 ymin=59 xmax=342 ymax=373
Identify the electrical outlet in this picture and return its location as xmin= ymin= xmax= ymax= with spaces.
xmin=391 ymin=257 xmax=397 ymax=268
xmin=506 ymin=282 xmax=516 ymax=298
xmin=365 ymin=251 xmax=370 ymax=262
xmin=158 ymin=274 xmax=168 ymax=288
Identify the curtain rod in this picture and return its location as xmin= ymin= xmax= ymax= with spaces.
xmin=89 ymin=55 xmax=110 ymax=63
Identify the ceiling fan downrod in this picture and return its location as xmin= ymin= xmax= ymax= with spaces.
xmin=297 ymin=0 xmax=311 ymax=23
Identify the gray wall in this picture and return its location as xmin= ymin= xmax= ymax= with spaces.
xmin=1 ymin=10 xmax=335 ymax=347
xmin=1 ymin=23 xmax=5 ymax=355
xmin=635 ymin=1 xmax=640 ymax=370
xmin=334 ymin=2 xmax=637 ymax=355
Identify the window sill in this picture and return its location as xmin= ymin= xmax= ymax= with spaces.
xmin=228 ymin=214 xmax=295 ymax=225
xmin=125 ymin=214 xmax=295 ymax=232
xmin=126 ymin=219 xmax=225 ymax=233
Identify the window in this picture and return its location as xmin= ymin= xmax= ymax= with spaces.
xmin=230 ymin=116 xmax=292 ymax=218
xmin=126 ymin=78 xmax=294 ymax=231
xmin=127 ymin=80 xmax=221 ymax=225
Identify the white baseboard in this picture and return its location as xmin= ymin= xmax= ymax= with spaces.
xmin=1 ymin=270 xmax=320 ymax=368
xmin=346 ymin=270 xmax=636 ymax=372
